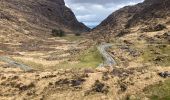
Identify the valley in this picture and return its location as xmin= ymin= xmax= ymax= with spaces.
xmin=0 ymin=0 xmax=170 ymax=100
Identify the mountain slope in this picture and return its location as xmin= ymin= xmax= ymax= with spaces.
xmin=94 ymin=0 xmax=170 ymax=36
xmin=0 ymin=0 xmax=89 ymax=43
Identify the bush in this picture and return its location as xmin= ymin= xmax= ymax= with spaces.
xmin=75 ymin=33 xmax=81 ymax=36
xmin=51 ymin=29 xmax=65 ymax=37
xmin=116 ymin=29 xmax=130 ymax=37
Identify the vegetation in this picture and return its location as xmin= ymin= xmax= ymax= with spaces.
xmin=13 ymin=58 xmax=44 ymax=70
xmin=143 ymin=79 xmax=170 ymax=100
xmin=142 ymin=45 xmax=170 ymax=66
xmin=75 ymin=33 xmax=81 ymax=36
xmin=54 ymin=47 xmax=103 ymax=69
xmin=79 ymin=47 xmax=103 ymax=66
xmin=61 ymin=34 xmax=84 ymax=42
xmin=95 ymin=29 xmax=112 ymax=43
xmin=51 ymin=29 xmax=65 ymax=37
xmin=117 ymin=29 xmax=130 ymax=37
xmin=141 ymin=24 xmax=166 ymax=32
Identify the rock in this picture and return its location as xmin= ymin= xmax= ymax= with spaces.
xmin=91 ymin=80 xmax=109 ymax=94
xmin=158 ymin=71 xmax=170 ymax=78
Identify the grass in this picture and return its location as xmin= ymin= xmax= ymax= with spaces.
xmin=13 ymin=46 xmax=103 ymax=70
xmin=13 ymin=58 xmax=45 ymax=70
xmin=54 ymin=46 xmax=103 ymax=69
xmin=142 ymin=45 xmax=170 ymax=66
xmin=60 ymin=34 xmax=84 ymax=42
xmin=143 ymin=79 xmax=170 ymax=100
xmin=79 ymin=46 xmax=103 ymax=67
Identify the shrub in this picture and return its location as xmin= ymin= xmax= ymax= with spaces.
xmin=75 ymin=33 xmax=81 ymax=36
xmin=51 ymin=29 xmax=65 ymax=37
xmin=116 ymin=29 xmax=130 ymax=37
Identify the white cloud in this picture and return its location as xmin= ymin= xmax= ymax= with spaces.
xmin=65 ymin=0 xmax=144 ymax=27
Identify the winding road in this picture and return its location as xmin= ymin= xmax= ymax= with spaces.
xmin=0 ymin=43 xmax=115 ymax=71
xmin=98 ymin=43 xmax=116 ymax=67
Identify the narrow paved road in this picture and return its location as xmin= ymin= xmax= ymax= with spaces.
xmin=0 ymin=56 xmax=33 ymax=72
xmin=98 ymin=43 xmax=116 ymax=67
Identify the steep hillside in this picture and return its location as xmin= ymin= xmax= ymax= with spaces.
xmin=94 ymin=0 xmax=170 ymax=36
xmin=0 ymin=0 xmax=89 ymax=43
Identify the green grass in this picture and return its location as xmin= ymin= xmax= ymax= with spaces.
xmin=143 ymin=79 xmax=170 ymax=100
xmin=12 ymin=47 xmax=103 ymax=70
xmin=54 ymin=47 xmax=103 ymax=69
xmin=142 ymin=45 xmax=170 ymax=66
xmin=79 ymin=46 xmax=103 ymax=67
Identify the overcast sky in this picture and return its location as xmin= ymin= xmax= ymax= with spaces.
xmin=65 ymin=0 xmax=144 ymax=28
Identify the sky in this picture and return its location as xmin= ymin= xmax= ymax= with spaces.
xmin=65 ymin=0 xmax=144 ymax=28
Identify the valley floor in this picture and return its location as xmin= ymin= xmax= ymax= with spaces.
xmin=0 ymin=31 xmax=170 ymax=100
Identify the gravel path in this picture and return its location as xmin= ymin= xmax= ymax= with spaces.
xmin=98 ymin=43 xmax=116 ymax=67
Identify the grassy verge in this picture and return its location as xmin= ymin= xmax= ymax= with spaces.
xmin=143 ymin=79 xmax=170 ymax=100
xmin=142 ymin=45 xmax=170 ymax=66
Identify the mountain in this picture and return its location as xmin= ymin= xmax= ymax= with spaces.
xmin=0 ymin=0 xmax=89 ymax=43
xmin=94 ymin=0 xmax=170 ymax=36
